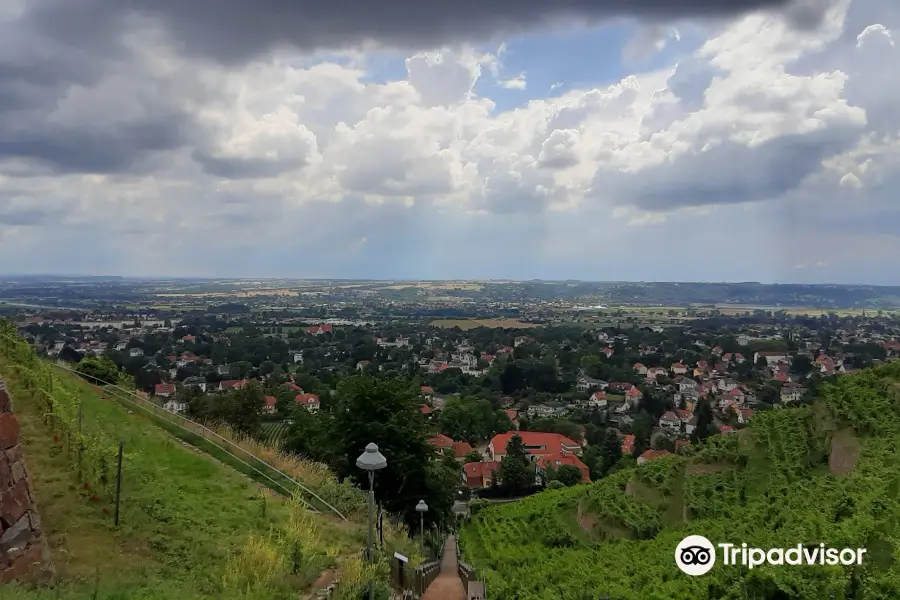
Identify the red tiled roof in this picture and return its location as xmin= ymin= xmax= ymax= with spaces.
xmin=428 ymin=434 xmax=453 ymax=449
xmin=464 ymin=461 xmax=500 ymax=488
xmin=154 ymin=383 xmax=176 ymax=395
xmin=421 ymin=386 xmax=434 ymax=395
xmin=421 ymin=404 xmax=433 ymax=415
xmin=490 ymin=431 xmax=580 ymax=458
xmin=621 ymin=434 xmax=635 ymax=454
xmin=639 ymin=449 xmax=672 ymax=462
xmin=452 ymin=441 xmax=474 ymax=459
xmin=537 ymin=452 xmax=590 ymax=483
xmin=295 ymin=393 xmax=320 ymax=406
xmin=265 ymin=395 xmax=277 ymax=407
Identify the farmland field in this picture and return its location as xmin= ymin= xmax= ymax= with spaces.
xmin=429 ymin=319 xmax=538 ymax=330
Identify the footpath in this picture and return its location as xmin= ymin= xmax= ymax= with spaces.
xmin=419 ymin=535 xmax=467 ymax=600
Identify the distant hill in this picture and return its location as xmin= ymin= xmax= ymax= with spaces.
xmin=459 ymin=362 xmax=900 ymax=599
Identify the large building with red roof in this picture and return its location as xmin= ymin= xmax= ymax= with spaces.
xmin=488 ymin=431 xmax=582 ymax=461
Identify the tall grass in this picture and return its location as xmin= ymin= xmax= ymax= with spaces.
xmin=214 ymin=426 xmax=369 ymax=519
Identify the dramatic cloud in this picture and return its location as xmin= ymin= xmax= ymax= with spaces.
xmin=22 ymin=0 xmax=823 ymax=64
xmin=1 ymin=0 xmax=899 ymax=282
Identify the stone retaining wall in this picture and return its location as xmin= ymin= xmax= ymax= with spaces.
xmin=0 ymin=379 xmax=54 ymax=584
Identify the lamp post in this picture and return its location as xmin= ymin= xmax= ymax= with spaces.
xmin=416 ymin=499 xmax=428 ymax=556
xmin=357 ymin=443 xmax=387 ymax=600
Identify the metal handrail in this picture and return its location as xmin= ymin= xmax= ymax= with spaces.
xmin=45 ymin=359 xmax=349 ymax=520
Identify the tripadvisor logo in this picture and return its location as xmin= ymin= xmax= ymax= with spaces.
xmin=675 ymin=535 xmax=867 ymax=576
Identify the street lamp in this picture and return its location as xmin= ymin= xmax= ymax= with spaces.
xmin=416 ymin=499 xmax=428 ymax=556
xmin=357 ymin=443 xmax=387 ymax=600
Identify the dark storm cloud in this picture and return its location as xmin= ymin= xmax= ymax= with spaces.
xmin=598 ymin=125 xmax=861 ymax=211
xmin=26 ymin=0 xmax=815 ymax=64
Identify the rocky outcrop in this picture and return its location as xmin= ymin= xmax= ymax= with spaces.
xmin=0 ymin=379 xmax=54 ymax=584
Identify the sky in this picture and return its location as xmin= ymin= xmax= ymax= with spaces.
xmin=1 ymin=0 xmax=899 ymax=284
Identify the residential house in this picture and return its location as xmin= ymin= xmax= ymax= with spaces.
xmin=637 ymin=449 xmax=672 ymax=465
xmin=780 ymin=383 xmax=806 ymax=404
xmin=217 ymin=364 xmax=231 ymax=376
xmin=307 ymin=324 xmax=333 ymax=336
xmin=587 ymin=391 xmax=608 ymax=409
xmin=671 ymin=362 xmax=687 ymax=375
xmin=724 ymin=388 xmax=746 ymax=404
xmin=428 ymin=434 xmax=474 ymax=459
xmin=633 ymin=363 xmax=648 ymax=376
xmin=735 ymin=407 xmax=754 ymax=424
xmin=602 ymin=347 xmax=615 ymax=358
xmin=576 ymin=375 xmax=607 ymax=391
xmin=295 ymin=392 xmax=321 ymax=412
xmin=154 ymin=383 xmax=176 ymax=398
xmin=536 ymin=452 xmax=590 ymax=484
xmin=676 ymin=377 xmax=698 ymax=394
xmin=718 ymin=378 xmax=740 ymax=392
xmin=621 ymin=434 xmax=635 ymax=455
xmin=737 ymin=334 xmax=754 ymax=346
xmin=293 ymin=352 xmax=304 ymax=364
xmin=264 ymin=395 xmax=277 ymax=415
xmin=163 ymin=397 xmax=187 ymax=414
xmin=488 ymin=432 xmax=581 ymax=462
xmin=181 ymin=376 xmax=207 ymax=393
xmin=527 ymin=403 xmax=567 ymax=419
xmin=646 ymin=367 xmax=667 ymax=381
xmin=755 ymin=351 xmax=788 ymax=366
xmin=114 ymin=341 xmax=128 ymax=351
xmin=659 ymin=411 xmax=682 ymax=433
xmin=128 ymin=347 xmax=144 ymax=358
xmin=356 ymin=360 xmax=371 ymax=371
xmin=218 ymin=379 xmax=249 ymax=392
xmin=684 ymin=415 xmax=699 ymax=436
xmin=463 ymin=461 xmax=500 ymax=489
xmin=625 ymin=386 xmax=643 ymax=403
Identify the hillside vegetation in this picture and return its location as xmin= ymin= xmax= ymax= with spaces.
xmin=0 ymin=327 xmax=417 ymax=599
xmin=460 ymin=362 xmax=900 ymax=600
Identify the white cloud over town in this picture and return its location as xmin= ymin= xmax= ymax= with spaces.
xmin=0 ymin=0 xmax=898 ymax=282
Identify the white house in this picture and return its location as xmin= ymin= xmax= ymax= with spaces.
xmin=754 ymin=351 xmax=788 ymax=366
xmin=780 ymin=383 xmax=806 ymax=404
xmin=293 ymin=351 xmax=304 ymax=364
xmin=164 ymin=398 xmax=187 ymax=414
xmin=659 ymin=411 xmax=682 ymax=433
xmin=587 ymin=391 xmax=608 ymax=409
xmin=128 ymin=347 xmax=144 ymax=358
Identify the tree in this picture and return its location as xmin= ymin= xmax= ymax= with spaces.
xmin=498 ymin=434 xmax=534 ymax=495
xmin=463 ymin=450 xmax=483 ymax=464
xmin=76 ymin=355 xmax=122 ymax=385
xmin=691 ymin=398 xmax=715 ymax=443
xmin=599 ymin=428 xmax=623 ymax=476
xmin=330 ymin=375 xmax=453 ymax=531
xmin=555 ymin=464 xmax=584 ymax=487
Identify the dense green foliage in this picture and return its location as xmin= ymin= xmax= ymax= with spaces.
xmin=282 ymin=374 xmax=462 ymax=531
xmin=460 ymin=362 xmax=900 ymax=599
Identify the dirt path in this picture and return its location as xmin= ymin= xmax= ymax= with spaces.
xmin=420 ymin=535 xmax=467 ymax=600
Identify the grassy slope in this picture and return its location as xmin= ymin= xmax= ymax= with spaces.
xmin=0 ymin=359 xmax=366 ymax=600
xmin=459 ymin=362 xmax=900 ymax=600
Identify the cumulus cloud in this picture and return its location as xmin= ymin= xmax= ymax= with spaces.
xmin=1 ymin=0 xmax=900 ymax=281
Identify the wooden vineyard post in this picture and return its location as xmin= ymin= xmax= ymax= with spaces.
xmin=77 ymin=403 xmax=84 ymax=479
xmin=114 ymin=442 xmax=124 ymax=526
